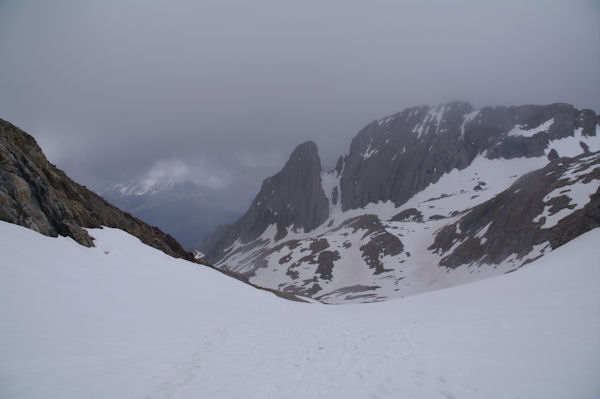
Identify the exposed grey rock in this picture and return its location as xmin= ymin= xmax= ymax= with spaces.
xmin=391 ymin=208 xmax=423 ymax=222
xmin=429 ymin=151 xmax=600 ymax=269
xmin=315 ymin=250 xmax=341 ymax=280
xmin=335 ymin=214 xmax=404 ymax=274
xmin=0 ymin=119 xmax=194 ymax=260
xmin=205 ymin=141 xmax=329 ymax=262
xmin=340 ymin=102 xmax=476 ymax=211
xmin=339 ymin=102 xmax=597 ymax=211
xmin=359 ymin=232 xmax=401 ymax=275
xmin=580 ymin=141 xmax=590 ymax=154
xmin=331 ymin=186 xmax=339 ymax=205
xmin=282 ymin=238 xmax=339 ymax=283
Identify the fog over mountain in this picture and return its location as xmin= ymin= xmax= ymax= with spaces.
xmin=1 ymin=0 xmax=599 ymax=236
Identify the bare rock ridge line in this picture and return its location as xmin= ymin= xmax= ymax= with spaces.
xmin=0 ymin=119 xmax=194 ymax=261
xmin=202 ymin=101 xmax=600 ymax=303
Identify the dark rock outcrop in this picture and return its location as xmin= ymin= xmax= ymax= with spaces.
xmin=391 ymin=208 xmax=423 ymax=222
xmin=205 ymin=141 xmax=329 ymax=262
xmin=337 ymin=214 xmax=404 ymax=274
xmin=429 ymin=151 xmax=600 ymax=269
xmin=0 ymin=119 xmax=194 ymax=261
xmin=282 ymin=238 xmax=340 ymax=283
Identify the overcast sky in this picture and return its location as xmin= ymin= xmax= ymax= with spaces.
xmin=1 ymin=0 xmax=599 ymax=212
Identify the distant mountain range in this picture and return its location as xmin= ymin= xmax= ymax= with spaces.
xmin=101 ymin=180 xmax=240 ymax=250
xmin=201 ymin=102 xmax=600 ymax=303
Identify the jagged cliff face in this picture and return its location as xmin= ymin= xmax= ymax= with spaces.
xmin=340 ymin=102 xmax=597 ymax=211
xmin=206 ymin=141 xmax=329 ymax=267
xmin=203 ymin=102 xmax=600 ymax=303
xmin=0 ymin=119 xmax=193 ymax=261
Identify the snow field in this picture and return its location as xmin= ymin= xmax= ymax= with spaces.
xmin=1 ymin=221 xmax=599 ymax=398
xmin=507 ymin=118 xmax=554 ymax=137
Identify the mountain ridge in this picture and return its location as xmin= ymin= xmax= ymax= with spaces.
xmin=204 ymin=140 xmax=329 ymax=266
xmin=202 ymin=101 xmax=600 ymax=303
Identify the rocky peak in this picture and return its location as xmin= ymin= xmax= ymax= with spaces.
xmin=250 ymin=140 xmax=328 ymax=239
xmin=284 ymin=140 xmax=321 ymax=171
xmin=205 ymin=141 xmax=329 ymax=262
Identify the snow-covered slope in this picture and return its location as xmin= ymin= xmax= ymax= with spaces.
xmin=1 ymin=220 xmax=598 ymax=398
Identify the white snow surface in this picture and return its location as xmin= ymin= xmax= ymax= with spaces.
xmin=533 ymin=152 xmax=600 ymax=228
xmin=320 ymin=169 xmax=342 ymax=214
xmin=507 ymin=118 xmax=554 ymax=137
xmin=546 ymin=126 xmax=600 ymax=158
xmin=1 ymin=221 xmax=599 ymax=399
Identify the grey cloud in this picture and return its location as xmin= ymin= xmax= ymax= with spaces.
xmin=1 ymin=0 xmax=599 ymax=212
xmin=138 ymin=158 xmax=233 ymax=190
